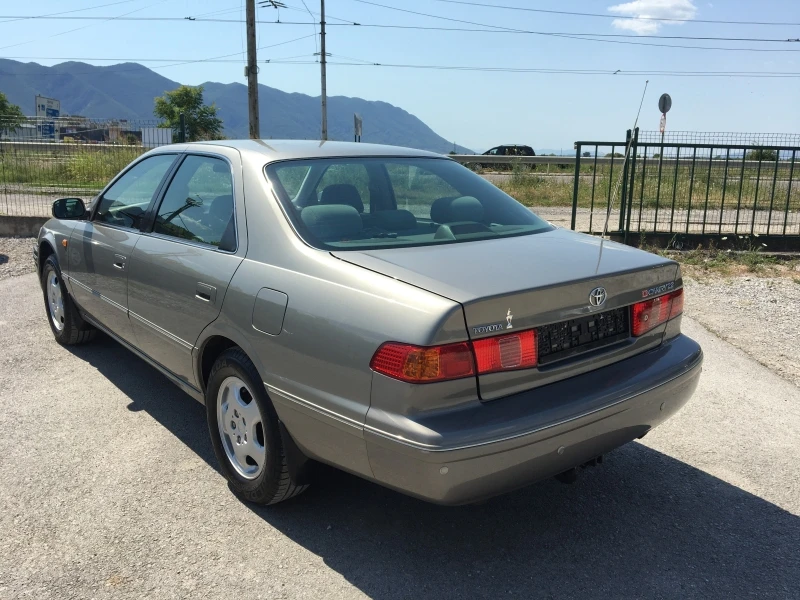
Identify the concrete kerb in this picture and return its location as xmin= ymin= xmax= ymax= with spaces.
xmin=0 ymin=216 xmax=47 ymax=237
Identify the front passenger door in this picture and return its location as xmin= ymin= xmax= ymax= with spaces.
xmin=68 ymin=154 xmax=177 ymax=344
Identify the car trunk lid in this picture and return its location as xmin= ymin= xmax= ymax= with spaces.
xmin=333 ymin=228 xmax=680 ymax=400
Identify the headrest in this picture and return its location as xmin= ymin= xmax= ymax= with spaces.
xmin=209 ymin=195 xmax=233 ymax=219
xmin=430 ymin=196 xmax=484 ymax=223
xmin=320 ymin=184 xmax=364 ymax=213
xmin=367 ymin=209 xmax=417 ymax=231
xmin=300 ymin=205 xmax=363 ymax=241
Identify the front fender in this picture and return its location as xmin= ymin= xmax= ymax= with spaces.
xmin=37 ymin=219 xmax=79 ymax=280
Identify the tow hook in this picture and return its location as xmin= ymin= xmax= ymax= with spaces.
xmin=555 ymin=455 xmax=604 ymax=484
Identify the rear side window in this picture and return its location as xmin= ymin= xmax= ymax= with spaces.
xmin=95 ymin=154 xmax=176 ymax=229
xmin=153 ymin=155 xmax=235 ymax=250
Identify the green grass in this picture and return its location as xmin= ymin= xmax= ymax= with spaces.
xmin=492 ymin=160 xmax=800 ymax=215
xmin=0 ymin=145 xmax=147 ymax=189
xmin=638 ymin=235 xmax=790 ymax=276
xmin=2 ymin=145 xmax=798 ymax=228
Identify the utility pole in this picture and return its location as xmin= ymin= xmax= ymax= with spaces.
xmin=245 ymin=0 xmax=260 ymax=139
xmin=320 ymin=0 xmax=328 ymax=140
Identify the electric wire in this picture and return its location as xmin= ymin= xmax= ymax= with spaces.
xmin=430 ymin=0 xmax=800 ymax=27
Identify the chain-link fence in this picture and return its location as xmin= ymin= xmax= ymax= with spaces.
xmin=638 ymin=130 xmax=800 ymax=147
xmin=1 ymin=117 xmax=173 ymax=217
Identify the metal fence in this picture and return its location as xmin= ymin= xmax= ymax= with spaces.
xmin=571 ymin=129 xmax=800 ymax=247
xmin=1 ymin=117 xmax=171 ymax=217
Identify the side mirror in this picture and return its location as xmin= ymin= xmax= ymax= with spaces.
xmin=52 ymin=198 xmax=87 ymax=220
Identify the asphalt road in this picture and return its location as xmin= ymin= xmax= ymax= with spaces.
xmin=1 ymin=273 xmax=798 ymax=600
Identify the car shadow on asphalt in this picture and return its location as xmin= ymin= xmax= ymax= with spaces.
xmin=67 ymin=334 xmax=799 ymax=599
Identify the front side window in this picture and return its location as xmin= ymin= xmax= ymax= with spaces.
xmin=266 ymin=157 xmax=552 ymax=251
xmin=95 ymin=154 xmax=176 ymax=229
xmin=154 ymin=155 xmax=235 ymax=250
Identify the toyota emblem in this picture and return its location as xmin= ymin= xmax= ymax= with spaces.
xmin=589 ymin=287 xmax=607 ymax=307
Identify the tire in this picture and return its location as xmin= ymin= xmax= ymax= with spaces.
xmin=41 ymin=255 xmax=96 ymax=345
xmin=206 ymin=347 xmax=308 ymax=505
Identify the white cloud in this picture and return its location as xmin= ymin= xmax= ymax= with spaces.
xmin=608 ymin=0 xmax=698 ymax=34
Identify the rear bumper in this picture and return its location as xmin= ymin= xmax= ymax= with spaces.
xmin=365 ymin=334 xmax=702 ymax=505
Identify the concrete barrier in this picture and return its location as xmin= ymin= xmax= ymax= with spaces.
xmin=0 ymin=216 xmax=48 ymax=237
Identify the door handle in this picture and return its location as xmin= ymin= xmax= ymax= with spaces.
xmin=113 ymin=254 xmax=126 ymax=270
xmin=196 ymin=282 xmax=217 ymax=303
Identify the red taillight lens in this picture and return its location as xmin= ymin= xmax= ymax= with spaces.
xmin=632 ymin=288 xmax=684 ymax=336
xmin=472 ymin=330 xmax=538 ymax=374
xmin=370 ymin=341 xmax=475 ymax=383
xmin=669 ymin=288 xmax=684 ymax=319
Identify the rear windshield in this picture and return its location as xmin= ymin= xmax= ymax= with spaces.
xmin=265 ymin=157 xmax=552 ymax=251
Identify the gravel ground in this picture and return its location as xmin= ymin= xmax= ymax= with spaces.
xmin=0 ymin=237 xmax=35 ymax=281
xmin=1 ymin=273 xmax=800 ymax=599
xmin=684 ymin=276 xmax=800 ymax=388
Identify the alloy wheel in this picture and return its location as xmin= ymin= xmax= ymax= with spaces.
xmin=216 ymin=376 xmax=266 ymax=480
xmin=47 ymin=271 xmax=65 ymax=332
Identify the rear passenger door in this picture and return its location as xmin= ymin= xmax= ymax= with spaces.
xmin=126 ymin=152 xmax=245 ymax=387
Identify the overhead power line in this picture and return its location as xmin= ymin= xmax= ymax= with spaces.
xmin=0 ymin=0 xmax=175 ymax=51
xmin=0 ymin=34 xmax=317 ymax=74
xmin=2 ymin=14 xmax=798 ymax=44
xmin=347 ymin=0 xmax=800 ymax=42
xmin=269 ymin=59 xmax=800 ymax=78
xmin=430 ymin=0 xmax=800 ymax=27
xmin=0 ymin=0 xmax=142 ymax=24
xmin=6 ymin=58 xmax=795 ymax=79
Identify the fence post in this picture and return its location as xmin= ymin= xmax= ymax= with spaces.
xmin=618 ymin=129 xmax=632 ymax=233
xmin=624 ymin=127 xmax=639 ymax=244
xmin=571 ymin=143 xmax=581 ymax=230
xmin=179 ymin=112 xmax=186 ymax=143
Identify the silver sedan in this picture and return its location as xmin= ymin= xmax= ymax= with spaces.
xmin=35 ymin=140 xmax=702 ymax=505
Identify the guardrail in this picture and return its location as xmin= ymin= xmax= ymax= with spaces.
xmin=449 ymin=154 xmax=784 ymax=169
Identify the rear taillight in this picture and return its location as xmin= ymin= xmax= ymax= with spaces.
xmin=472 ymin=330 xmax=538 ymax=374
xmin=371 ymin=330 xmax=539 ymax=383
xmin=631 ymin=288 xmax=684 ymax=336
xmin=370 ymin=341 xmax=474 ymax=383
xmin=374 ymin=290 xmax=684 ymax=383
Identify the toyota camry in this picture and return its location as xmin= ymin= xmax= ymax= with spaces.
xmin=35 ymin=140 xmax=702 ymax=505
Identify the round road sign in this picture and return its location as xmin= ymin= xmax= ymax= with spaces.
xmin=658 ymin=93 xmax=672 ymax=114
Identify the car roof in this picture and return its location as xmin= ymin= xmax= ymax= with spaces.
xmin=153 ymin=139 xmax=445 ymax=161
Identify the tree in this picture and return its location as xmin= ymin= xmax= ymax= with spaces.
xmin=0 ymin=91 xmax=25 ymax=137
xmin=154 ymin=85 xmax=223 ymax=141
xmin=745 ymin=146 xmax=778 ymax=162
xmin=582 ymin=151 xmax=591 ymax=158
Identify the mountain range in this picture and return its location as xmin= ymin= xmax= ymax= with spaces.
xmin=0 ymin=59 xmax=470 ymax=153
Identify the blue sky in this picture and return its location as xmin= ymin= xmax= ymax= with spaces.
xmin=1 ymin=0 xmax=799 ymax=151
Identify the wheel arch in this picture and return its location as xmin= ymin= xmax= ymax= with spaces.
xmin=196 ymin=330 xmax=316 ymax=486
xmin=38 ymin=239 xmax=57 ymax=277
xmin=194 ymin=322 xmax=269 ymax=397
xmin=197 ymin=334 xmax=239 ymax=393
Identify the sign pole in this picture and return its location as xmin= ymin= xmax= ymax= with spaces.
xmin=657 ymin=93 xmax=672 ymax=149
